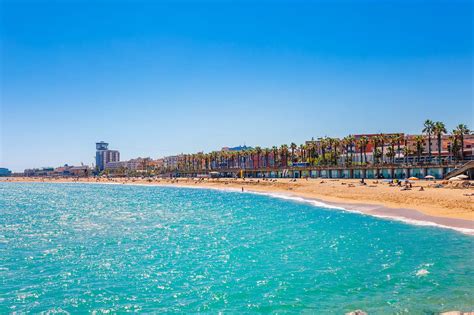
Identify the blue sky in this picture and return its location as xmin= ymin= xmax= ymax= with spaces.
xmin=1 ymin=0 xmax=472 ymax=171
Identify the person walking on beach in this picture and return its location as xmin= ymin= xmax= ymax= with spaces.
xmin=241 ymin=187 xmax=244 ymax=192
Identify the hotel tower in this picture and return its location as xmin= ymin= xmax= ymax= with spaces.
xmin=95 ymin=142 xmax=120 ymax=171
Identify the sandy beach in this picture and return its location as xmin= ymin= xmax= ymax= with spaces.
xmin=3 ymin=176 xmax=473 ymax=232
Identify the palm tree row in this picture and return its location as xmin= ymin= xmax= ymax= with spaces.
xmin=156 ymin=120 xmax=470 ymax=174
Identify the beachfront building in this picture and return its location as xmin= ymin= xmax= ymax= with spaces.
xmin=125 ymin=158 xmax=153 ymax=172
xmin=105 ymin=159 xmax=142 ymax=170
xmin=163 ymin=155 xmax=180 ymax=171
xmin=148 ymin=120 xmax=472 ymax=179
xmin=153 ymin=158 xmax=164 ymax=170
xmin=36 ymin=164 xmax=92 ymax=177
xmin=331 ymin=133 xmax=405 ymax=165
xmin=69 ymin=166 xmax=90 ymax=176
xmin=24 ymin=167 xmax=55 ymax=177
xmin=164 ymin=121 xmax=471 ymax=179
xmin=96 ymin=141 xmax=120 ymax=172
xmin=422 ymin=134 xmax=474 ymax=162
xmin=0 ymin=168 xmax=12 ymax=176
xmin=54 ymin=165 xmax=72 ymax=176
xmin=105 ymin=158 xmax=163 ymax=175
xmin=221 ymin=145 xmax=253 ymax=152
xmin=124 ymin=158 xmax=145 ymax=171
xmin=105 ymin=161 xmax=127 ymax=170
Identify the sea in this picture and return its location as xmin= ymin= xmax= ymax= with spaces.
xmin=0 ymin=182 xmax=472 ymax=313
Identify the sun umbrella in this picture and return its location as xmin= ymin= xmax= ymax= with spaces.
xmin=449 ymin=177 xmax=462 ymax=181
xmin=457 ymin=174 xmax=469 ymax=179
xmin=408 ymin=177 xmax=419 ymax=180
xmin=424 ymin=175 xmax=435 ymax=180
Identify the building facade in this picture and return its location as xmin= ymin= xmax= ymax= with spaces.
xmin=24 ymin=167 xmax=55 ymax=177
xmin=96 ymin=142 xmax=120 ymax=171
xmin=0 ymin=168 xmax=12 ymax=176
xmin=163 ymin=155 xmax=180 ymax=170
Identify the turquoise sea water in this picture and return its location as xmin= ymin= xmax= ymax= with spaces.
xmin=0 ymin=183 xmax=473 ymax=314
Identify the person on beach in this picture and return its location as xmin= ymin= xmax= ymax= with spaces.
xmin=241 ymin=187 xmax=244 ymax=192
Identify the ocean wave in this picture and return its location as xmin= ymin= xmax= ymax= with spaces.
xmin=15 ymin=181 xmax=474 ymax=236
xmin=165 ymin=184 xmax=474 ymax=236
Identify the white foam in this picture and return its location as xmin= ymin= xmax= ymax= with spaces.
xmin=25 ymin=181 xmax=474 ymax=236
xmin=155 ymin=184 xmax=474 ymax=236
xmin=188 ymin=186 xmax=474 ymax=236
xmin=416 ymin=269 xmax=430 ymax=277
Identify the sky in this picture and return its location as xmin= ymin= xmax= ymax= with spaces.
xmin=1 ymin=0 xmax=472 ymax=172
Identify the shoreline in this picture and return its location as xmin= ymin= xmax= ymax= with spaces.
xmin=2 ymin=177 xmax=474 ymax=235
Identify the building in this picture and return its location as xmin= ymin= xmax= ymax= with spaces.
xmin=126 ymin=158 xmax=149 ymax=171
xmin=163 ymin=155 xmax=180 ymax=170
xmin=0 ymin=168 xmax=12 ymax=176
xmin=104 ymin=161 xmax=127 ymax=170
xmin=105 ymin=157 xmax=162 ymax=173
xmin=221 ymin=145 xmax=252 ymax=152
xmin=96 ymin=141 xmax=120 ymax=171
xmin=69 ymin=166 xmax=90 ymax=177
xmin=54 ymin=164 xmax=90 ymax=177
xmin=153 ymin=158 xmax=164 ymax=169
xmin=24 ymin=167 xmax=54 ymax=177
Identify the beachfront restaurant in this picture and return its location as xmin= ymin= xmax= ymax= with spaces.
xmin=426 ymin=167 xmax=443 ymax=179
xmin=341 ymin=169 xmax=351 ymax=178
xmin=410 ymin=168 xmax=423 ymax=178
xmin=353 ymin=169 xmax=362 ymax=178
xmin=393 ymin=168 xmax=405 ymax=179
xmin=365 ymin=169 xmax=375 ymax=179
xmin=380 ymin=168 xmax=391 ymax=179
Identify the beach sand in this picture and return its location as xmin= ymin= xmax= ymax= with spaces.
xmin=3 ymin=176 xmax=473 ymax=231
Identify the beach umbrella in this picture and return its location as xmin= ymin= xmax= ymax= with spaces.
xmin=408 ymin=177 xmax=419 ymax=180
xmin=449 ymin=177 xmax=462 ymax=181
xmin=424 ymin=175 xmax=435 ymax=180
xmin=457 ymin=174 xmax=469 ymax=179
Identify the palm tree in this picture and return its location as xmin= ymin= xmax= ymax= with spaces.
xmin=448 ymin=134 xmax=460 ymax=162
xmin=423 ymin=119 xmax=434 ymax=162
xmin=378 ymin=134 xmax=386 ymax=164
xmin=290 ymin=142 xmax=297 ymax=164
xmin=341 ymin=136 xmax=350 ymax=166
xmin=299 ymin=144 xmax=307 ymax=163
xmin=211 ymin=151 xmax=219 ymax=170
xmin=356 ymin=139 xmax=363 ymax=165
xmin=334 ymin=138 xmax=342 ymax=165
xmin=414 ymin=135 xmax=425 ymax=163
xmin=388 ymin=135 xmax=398 ymax=164
xmin=272 ymin=146 xmax=279 ymax=167
xmin=318 ymin=138 xmax=327 ymax=165
xmin=433 ymin=121 xmax=447 ymax=164
xmin=346 ymin=135 xmax=356 ymax=165
xmin=403 ymin=146 xmax=411 ymax=165
xmin=263 ymin=148 xmax=271 ymax=168
xmin=454 ymin=124 xmax=470 ymax=161
xmin=327 ymin=138 xmax=340 ymax=165
xmin=370 ymin=136 xmax=379 ymax=165
xmin=306 ymin=142 xmax=316 ymax=166
xmin=386 ymin=146 xmax=395 ymax=164
xmin=394 ymin=133 xmax=403 ymax=162
xmin=255 ymin=146 xmax=262 ymax=169
xmin=359 ymin=136 xmax=369 ymax=165
xmin=280 ymin=144 xmax=289 ymax=167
